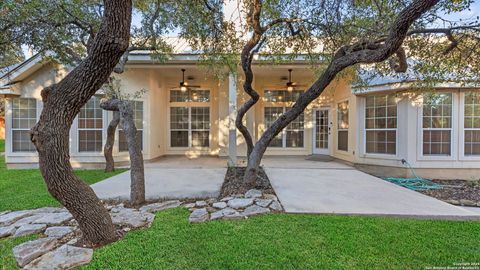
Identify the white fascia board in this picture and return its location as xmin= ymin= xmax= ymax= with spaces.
xmin=353 ymin=81 xmax=480 ymax=95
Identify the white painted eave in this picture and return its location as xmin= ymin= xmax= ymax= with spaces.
xmin=353 ymin=81 xmax=480 ymax=95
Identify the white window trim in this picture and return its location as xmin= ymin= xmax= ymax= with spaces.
xmin=168 ymin=89 xmax=211 ymax=150
xmin=417 ymin=93 xmax=458 ymax=161
xmin=362 ymin=95 xmax=399 ymax=158
xmin=459 ymin=91 xmax=480 ymax=161
xmin=118 ymin=100 xmax=145 ymax=152
xmin=263 ymin=105 xmax=306 ymax=149
xmin=8 ymin=98 xmax=40 ymax=156
xmin=336 ymin=99 xmax=349 ymax=154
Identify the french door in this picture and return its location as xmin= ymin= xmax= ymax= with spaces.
xmin=313 ymin=108 xmax=331 ymax=155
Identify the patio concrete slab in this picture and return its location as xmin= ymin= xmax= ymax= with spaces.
xmin=266 ymin=161 xmax=480 ymax=219
xmin=92 ymin=157 xmax=226 ymax=201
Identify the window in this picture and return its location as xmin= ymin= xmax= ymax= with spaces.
xmin=169 ymin=89 xmax=210 ymax=148
xmin=464 ymin=91 xmax=480 ymax=156
xmin=264 ymin=90 xmax=303 ymax=102
xmin=365 ymin=94 xmax=397 ymax=154
xmin=119 ymin=101 xmax=143 ymax=152
xmin=11 ymin=98 xmax=37 ymax=152
xmin=422 ymin=93 xmax=452 ymax=156
xmin=78 ymin=96 xmax=103 ymax=152
xmin=337 ymin=101 xmax=349 ymax=151
xmin=264 ymin=107 xmax=304 ymax=148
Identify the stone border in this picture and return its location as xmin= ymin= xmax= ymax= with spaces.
xmin=1 ymin=193 xmax=284 ymax=269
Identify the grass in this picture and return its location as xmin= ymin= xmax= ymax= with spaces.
xmin=0 ymin=155 xmax=126 ymax=212
xmin=0 ymin=235 xmax=38 ymax=270
xmin=0 ymin=139 xmax=4 ymax=153
xmin=81 ymin=208 xmax=480 ymax=270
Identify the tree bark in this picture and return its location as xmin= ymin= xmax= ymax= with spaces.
xmin=101 ymin=99 xmax=145 ymax=207
xmin=29 ymin=0 xmax=132 ymax=247
xmin=104 ymin=111 xmax=120 ymax=172
xmin=243 ymin=0 xmax=440 ymax=184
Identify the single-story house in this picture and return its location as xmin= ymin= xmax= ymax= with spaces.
xmin=1 ymin=50 xmax=479 ymax=180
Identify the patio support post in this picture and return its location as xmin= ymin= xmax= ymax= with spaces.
xmin=228 ymin=72 xmax=237 ymax=166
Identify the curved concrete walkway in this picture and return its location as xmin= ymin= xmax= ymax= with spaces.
xmin=92 ymin=156 xmax=225 ymax=201
xmin=265 ymin=156 xmax=480 ymax=220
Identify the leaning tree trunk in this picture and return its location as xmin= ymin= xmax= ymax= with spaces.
xmin=243 ymin=0 xmax=440 ymax=185
xmin=101 ymin=99 xmax=145 ymax=207
xmin=30 ymin=0 xmax=132 ymax=247
xmin=104 ymin=111 xmax=120 ymax=172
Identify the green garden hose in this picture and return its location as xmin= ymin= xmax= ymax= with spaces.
xmin=382 ymin=159 xmax=443 ymax=191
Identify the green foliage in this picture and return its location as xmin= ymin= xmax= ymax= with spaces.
xmin=0 ymin=156 xmax=126 ymax=212
xmin=83 ymin=208 xmax=480 ymax=270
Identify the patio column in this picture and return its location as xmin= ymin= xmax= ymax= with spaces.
xmin=228 ymin=72 xmax=237 ymax=166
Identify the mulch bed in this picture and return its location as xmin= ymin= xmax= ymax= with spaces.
xmin=219 ymin=167 xmax=275 ymax=198
xmin=418 ymin=179 xmax=480 ymax=206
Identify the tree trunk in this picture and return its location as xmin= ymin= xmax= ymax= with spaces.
xmin=30 ymin=0 xmax=132 ymax=247
xmin=101 ymin=99 xmax=145 ymax=207
xmin=243 ymin=0 xmax=440 ymax=185
xmin=104 ymin=111 xmax=120 ymax=172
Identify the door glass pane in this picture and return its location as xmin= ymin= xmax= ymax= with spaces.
xmin=316 ymin=110 xmax=329 ymax=149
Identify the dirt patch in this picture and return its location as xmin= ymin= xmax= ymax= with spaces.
xmin=219 ymin=167 xmax=275 ymax=198
xmin=418 ymin=179 xmax=480 ymax=206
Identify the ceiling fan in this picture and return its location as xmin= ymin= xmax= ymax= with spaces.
xmin=179 ymin=69 xmax=200 ymax=92
xmin=284 ymin=69 xmax=306 ymax=92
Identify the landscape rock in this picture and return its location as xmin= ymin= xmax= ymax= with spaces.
xmin=243 ymin=205 xmax=270 ymax=216
xmin=189 ymin=208 xmax=209 ymax=223
xmin=139 ymin=200 xmax=182 ymax=213
xmin=269 ymin=201 xmax=283 ymax=211
xmin=0 ymin=210 xmax=11 ymax=217
xmin=223 ymin=211 xmax=244 ymax=220
xmin=227 ymin=198 xmax=254 ymax=209
xmin=210 ymin=208 xmax=238 ymax=220
xmin=207 ymin=198 xmax=217 ymax=204
xmin=0 ymin=225 xmax=16 ymax=238
xmin=0 ymin=210 xmax=33 ymax=226
xmin=245 ymin=189 xmax=262 ymax=199
xmin=12 ymin=214 xmax=43 ymax=228
xmin=24 ymin=245 xmax=93 ymax=270
xmin=31 ymin=207 xmax=64 ymax=214
xmin=263 ymin=194 xmax=278 ymax=201
xmin=111 ymin=208 xmax=155 ymax=228
xmin=44 ymin=226 xmax=74 ymax=238
xmin=195 ymin=201 xmax=208 ymax=207
xmin=220 ymin=196 xmax=234 ymax=202
xmin=14 ymin=224 xmax=47 ymax=237
xmin=13 ymin=237 xmax=58 ymax=267
xmin=459 ymin=199 xmax=476 ymax=206
xmin=212 ymin=202 xmax=227 ymax=209
xmin=183 ymin=203 xmax=195 ymax=208
xmin=33 ymin=212 xmax=73 ymax=226
xmin=255 ymin=199 xmax=272 ymax=208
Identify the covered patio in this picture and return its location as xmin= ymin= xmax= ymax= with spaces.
xmin=91 ymin=156 xmax=226 ymax=201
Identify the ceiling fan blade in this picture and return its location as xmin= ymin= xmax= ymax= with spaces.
xmin=188 ymin=85 xmax=201 ymax=88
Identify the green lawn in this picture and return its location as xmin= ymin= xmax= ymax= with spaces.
xmin=0 ymin=156 xmax=126 ymax=212
xmin=82 ymin=208 xmax=480 ymax=270
xmin=0 ymin=139 xmax=4 ymax=153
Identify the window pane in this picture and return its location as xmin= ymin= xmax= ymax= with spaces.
xmin=366 ymin=130 xmax=396 ymax=154
xmin=338 ymin=130 xmax=348 ymax=151
xmin=337 ymin=101 xmax=349 ymax=129
xmin=423 ymin=130 xmax=451 ymax=155
xmin=264 ymin=90 xmax=302 ymax=102
xmin=191 ymin=107 xmax=210 ymax=130
xmin=79 ymin=130 xmax=103 ymax=152
xmin=12 ymin=130 xmax=36 ymax=152
xmin=170 ymin=90 xmax=210 ymax=102
xmin=170 ymin=107 xmax=189 ymax=130
xmin=171 ymin=131 xmax=188 ymax=147
xmin=286 ymin=131 xmax=304 ymax=148
xmin=422 ymin=93 xmax=452 ymax=156
xmin=192 ymin=131 xmax=209 ymax=147
xmin=464 ymin=92 xmax=480 ymax=155
xmin=78 ymin=97 xmax=103 ymax=152
xmin=12 ymin=98 xmax=37 ymax=152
